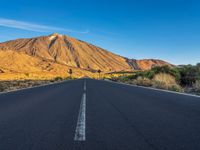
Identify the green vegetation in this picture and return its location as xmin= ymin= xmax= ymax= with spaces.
xmin=178 ymin=65 xmax=200 ymax=86
xmin=124 ymin=66 xmax=180 ymax=81
xmin=111 ymin=64 xmax=200 ymax=95
xmin=193 ymin=81 xmax=200 ymax=95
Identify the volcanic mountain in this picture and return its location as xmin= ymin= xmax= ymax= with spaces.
xmin=0 ymin=33 xmax=171 ymax=79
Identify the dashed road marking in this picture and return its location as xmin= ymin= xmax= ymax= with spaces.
xmin=74 ymin=80 xmax=87 ymax=141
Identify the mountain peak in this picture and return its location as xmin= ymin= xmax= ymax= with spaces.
xmin=51 ymin=32 xmax=62 ymax=36
xmin=49 ymin=33 xmax=63 ymax=40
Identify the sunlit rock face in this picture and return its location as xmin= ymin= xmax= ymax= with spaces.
xmin=0 ymin=33 xmax=172 ymax=78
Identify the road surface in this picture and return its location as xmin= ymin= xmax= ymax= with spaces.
xmin=0 ymin=78 xmax=200 ymax=150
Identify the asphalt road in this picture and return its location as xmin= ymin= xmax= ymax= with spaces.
xmin=0 ymin=78 xmax=200 ymax=150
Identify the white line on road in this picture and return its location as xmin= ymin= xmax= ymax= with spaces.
xmin=74 ymin=80 xmax=87 ymax=141
xmin=84 ymin=80 xmax=86 ymax=91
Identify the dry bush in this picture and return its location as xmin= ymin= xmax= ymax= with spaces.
xmin=153 ymin=73 xmax=177 ymax=85
xmin=0 ymin=83 xmax=7 ymax=92
xmin=127 ymin=73 xmax=183 ymax=92
xmin=152 ymin=81 xmax=182 ymax=92
xmin=167 ymin=84 xmax=183 ymax=92
xmin=131 ymin=77 xmax=153 ymax=87
xmin=0 ymin=80 xmax=57 ymax=93
xmin=152 ymin=81 xmax=167 ymax=89
xmin=152 ymin=74 xmax=183 ymax=92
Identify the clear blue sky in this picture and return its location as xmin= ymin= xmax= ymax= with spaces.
xmin=0 ymin=0 xmax=199 ymax=65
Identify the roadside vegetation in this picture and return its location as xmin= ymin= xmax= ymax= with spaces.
xmin=0 ymin=68 xmax=79 ymax=93
xmin=0 ymin=80 xmax=54 ymax=93
xmin=0 ymin=78 xmax=71 ymax=93
xmin=110 ymin=64 xmax=200 ymax=95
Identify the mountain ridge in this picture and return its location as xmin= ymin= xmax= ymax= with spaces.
xmin=0 ymin=33 xmax=172 ymax=79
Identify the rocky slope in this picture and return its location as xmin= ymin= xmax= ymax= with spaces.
xmin=0 ymin=33 xmax=172 ymax=79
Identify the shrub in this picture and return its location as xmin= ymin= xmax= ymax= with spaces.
xmin=0 ymin=84 xmax=5 ymax=92
xmin=193 ymin=80 xmax=200 ymax=93
xmin=133 ymin=77 xmax=153 ymax=87
xmin=119 ymin=75 xmax=134 ymax=82
xmin=152 ymin=65 xmax=171 ymax=74
xmin=54 ymin=77 xmax=63 ymax=81
xmin=144 ymin=70 xmax=155 ymax=79
xmin=168 ymin=84 xmax=183 ymax=92
xmin=152 ymin=73 xmax=183 ymax=92
xmin=111 ymin=75 xmax=136 ymax=82
xmin=170 ymin=68 xmax=181 ymax=82
xmin=65 ymin=77 xmax=72 ymax=80
xmin=153 ymin=73 xmax=177 ymax=85
xmin=110 ymin=77 xmax=119 ymax=82
xmin=152 ymin=65 xmax=181 ymax=82
xmin=178 ymin=65 xmax=200 ymax=86
xmin=129 ymin=71 xmax=155 ymax=80
xmin=113 ymin=64 xmax=200 ymax=94
xmin=152 ymin=81 xmax=167 ymax=89
xmin=131 ymin=66 xmax=180 ymax=81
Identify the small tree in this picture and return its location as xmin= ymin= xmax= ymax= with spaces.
xmin=97 ymin=69 xmax=101 ymax=79
xmin=68 ymin=69 xmax=73 ymax=79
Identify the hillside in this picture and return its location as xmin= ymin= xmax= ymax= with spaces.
xmin=0 ymin=33 xmax=172 ymax=80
